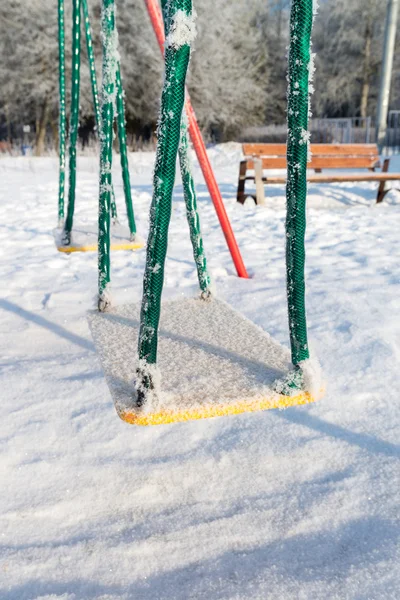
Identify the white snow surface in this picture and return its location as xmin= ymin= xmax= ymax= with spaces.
xmin=1 ymin=145 xmax=400 ymax=599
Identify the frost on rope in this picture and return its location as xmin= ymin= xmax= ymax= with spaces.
xmin=179 ymin=114 xmax=213 ymax=297
xmin=299 ymin=355 xmax=323 ymax=398
xmin=100 ymin=4 xmax=120 ymax=118
xmin=287 ymin=0 xmax=317 ymax=164
xmin=166 ymin=9 xmax=197 ymax=49
xmin=134 ymin=359 xmax=161 ymax=414
xmin=306 ymin=0 xmax=318 ymax=158
xmin=98 ymin=284 xmax=113 ymax=312
xmin=273 ymin=355 xmax=322 ymax=398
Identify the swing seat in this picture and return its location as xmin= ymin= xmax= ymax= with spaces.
xmin=88 ymin=297 xmax=321 ymax=426
xmin=54 ymin=223 xmax=144 ymax=253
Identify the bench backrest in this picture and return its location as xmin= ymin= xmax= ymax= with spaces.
xmin=243 ymin=143 xmax=380 ymax=170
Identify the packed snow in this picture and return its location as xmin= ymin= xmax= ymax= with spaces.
xmin=1 ymin=144 xmax=400 ymax=599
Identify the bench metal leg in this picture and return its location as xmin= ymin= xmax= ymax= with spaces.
xmin=253 ymin=158 xmax=265 ymax=206
xmin=254 ymin=157 xmax=266 ymax=206
xmin=377 ymin=158 xmax=390 ymax=203
xmin=237 ymin=160 xmax=248 ymax=204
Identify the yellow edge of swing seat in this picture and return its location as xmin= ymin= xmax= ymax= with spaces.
xmin=117 ymin=390 xmax=318 ymax=426
xmin=57 ymin=241 xmax=144 ymax=253
xmin=53 ymin=225 xmax=144 ymax=254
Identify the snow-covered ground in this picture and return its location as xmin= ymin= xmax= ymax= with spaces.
xmin=1 ymin=145 xmax=399 ymax=599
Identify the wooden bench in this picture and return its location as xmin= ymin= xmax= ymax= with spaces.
xmin=237 ymin=143 xmax=400 ymax=205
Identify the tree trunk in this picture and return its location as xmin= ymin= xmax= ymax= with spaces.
xmin=360 ymin=19 xmax=372 ymax=118
xmin=50 ymin=118 xmax=59 ymax=155
xmin=35 ymin=96 xmax=50 ymax=156
xmin=5 ymin=104 xmax=12 ymax=145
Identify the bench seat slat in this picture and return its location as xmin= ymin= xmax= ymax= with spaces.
xmin=243 ymin=143 xmax=379 ymax=157
xmin=258 ymin=174 xmax=400 ymax=184
xmin=246 ymin=157 xmax=380 ymax=170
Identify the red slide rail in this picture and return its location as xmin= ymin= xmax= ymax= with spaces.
xmin=143 ymin=0 xmax=249 ymax=279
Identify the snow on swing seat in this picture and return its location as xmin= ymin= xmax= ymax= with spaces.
xmin=88 ymin=297 xmax=319 ymax=426
xmin=54 ymin=223 xmax=144 ymax=253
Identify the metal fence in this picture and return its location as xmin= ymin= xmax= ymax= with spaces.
xmin=385 ymin=110 xmax=400 ymax=154
xmin=240 ymin=115 xmax=400 ymax=154
xmin=310 ymin=117 xmax=373 ymax=144
xmin=240 ymin=118 xmax=375 ymax=146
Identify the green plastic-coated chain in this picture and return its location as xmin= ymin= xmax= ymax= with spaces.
xmin=63 ymin=0 xmax=82 ymax=244
xmin=58 ymin=0 xmax=67 ymax=227
xmin=179 ymin=114 xmax=211 ymax=296
xmin=98 ymin=0 xmax=117 ymax=308
xmin=116 ymin=66 xmax=137 ymax=238
xmin=138 ymin=0 xmax=194 ymax=368
xmin=164 ymin=0 xmax=210 ymax=294
xmin=58 ymin=0 xmax=66 ymax=227
xmin=82 ymin=0 xmax=118 ymax=222
xmin=286 ymin=0 xmax=314 ymax=365
xmin=82 ymin=0 xmax=101 ymax=128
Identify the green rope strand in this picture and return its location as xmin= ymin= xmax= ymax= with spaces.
xmin=82 ymin=0 xmax=118 ymax=222
xmin=63 ymin=0 xmax=82 ymax=245
xmin=163 ymin=0 xmax=210 ymax=296
xmin=179 ymin=114 xmax=211 ymax=297
xmin=286 ymin=0 xmax=314 ymax=366
xmin=81 ymin=0 xmax=101 ymax=128
xmin=137 ymin=0 xmax=194 ymax=397
xmin=58 ymin=0 xmax=66 ymax=228
xmin=98 ymin=0 xmax=117 ymax=310
xmin=115 ymin=66 xmax=137 ymax=238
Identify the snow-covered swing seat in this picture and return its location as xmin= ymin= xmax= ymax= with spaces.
xmin=89 ymin=0 xmax=323 ymax=426
xmin=55 ymin=0 xmax=144 ymax=254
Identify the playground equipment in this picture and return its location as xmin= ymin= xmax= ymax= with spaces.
xmin=56 ymin=0 xmax=143 ymax=253
xmin=89 ymin=0 xmax=322 ymax=426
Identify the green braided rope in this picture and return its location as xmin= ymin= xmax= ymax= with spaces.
xmin=161 ymin=0 xmax=210 ymax=295
xmin=163 ymin=0 xmax=210 ymax=295
xmin=63 ymin=0 xmax=82 ymax=244
xmin=286 ymin=0 xmax=314 ymax=367
xmin=137 ymin=0 xmax=194 ymax=377
xmin=82 ymin=0 xmax=101 ymax=128
xmin=98 ymin=0 xmax=117 ymax=309
xmin=179 ymin=114 xmax=211 ymax=296
xmin=82 ymin=0 xmax=118 ymax=222
xmin=116 ymin=66 xmax=137 ymax=238
xmin=57 ymin=0 xmax=66 ymax=228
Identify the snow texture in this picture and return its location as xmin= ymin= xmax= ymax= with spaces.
xmin=1 ymin=148 xmax=400 ymax=599
xmin=88 ymin=297 xmax=299 ymax=417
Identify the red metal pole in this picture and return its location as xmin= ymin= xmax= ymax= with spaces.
xmin=143 ymin=0 xmax=249 ymax=279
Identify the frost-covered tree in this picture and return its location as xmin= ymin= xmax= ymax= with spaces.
xmin=1 ymin=0 xmax=400 ymax=149
xmin=0 ymin=0 xmax=96 ymax=153
xmin=117 ymin=0 xmax=162 ymax=135
xmin=0 ymin=1 xmax=61 ymax=152
xmin=260 ymin=0 xmax=291 ymax=124
xmin=313 ymin=0 xmax=387 ymax=118
xmin=188 ymin=0 xmax=269 ymax=139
